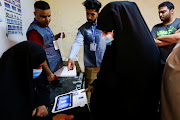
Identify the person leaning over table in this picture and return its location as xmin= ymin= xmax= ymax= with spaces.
xmin=0 ymin=41 xmax=74 ymax=120
xmin=67 ymin=0 xmax=106 ymax=102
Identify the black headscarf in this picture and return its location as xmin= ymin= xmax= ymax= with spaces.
xmin=93 ymin=1 xmax=161 ymax=120
xmin=0 ymin=41 xmax=46 ymax=120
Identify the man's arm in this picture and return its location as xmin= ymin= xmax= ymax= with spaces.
xmin=156 ymin=32 xmax=180 ymax=44
xmin=42 ymin=60 xmax=59 ymax=81
xmin=68 ymin=30 xmax=84 ymax=70
xmin=154 ymin=39 xmax=173 ymax=47
xmin=151 ymin=27 xmax=180 ymax=47
xmin=54 ymin=32 xmax=65 ymax=40
xmin=28 ymin=30 xmax=59 ymax=81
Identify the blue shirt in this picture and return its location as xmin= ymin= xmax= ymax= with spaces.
xmin=69 ymin=22 xmax=106 ymax=67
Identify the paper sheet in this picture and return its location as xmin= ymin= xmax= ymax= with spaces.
xmin=54 ymin=66 xmax=77 ymax=77
xmin=53 ymin=40 xmax=59 ymax=50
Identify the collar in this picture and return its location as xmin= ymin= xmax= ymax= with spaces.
xmin=33 ymin=18 xmax=47 ymax=28
xmin=92 ymin=23 xmax=97 ymax=27
xmin=163 ymin=18 xmax=176 ymax=26
xmin=87 ymin=23 xmax=97 ymax=28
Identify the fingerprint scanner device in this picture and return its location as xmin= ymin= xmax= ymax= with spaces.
xmin=51 ymin=89 xmax=88 ymax=113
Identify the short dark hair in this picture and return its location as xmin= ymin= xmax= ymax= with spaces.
xmin=83 ymin=0 xmax=102 ymax=12
xmin=158 ymin=1 xmax=174 ymax=10
xmin=34 ymin=1 xmax=50 ymax=10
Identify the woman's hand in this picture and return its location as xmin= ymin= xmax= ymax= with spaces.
xmin=53 ymin=114 xmax=74 ymax=120
xmin=36 ymin=105 xmax=48 ymax=117
xmin=82 ymin=85 xmax=95 ymax=93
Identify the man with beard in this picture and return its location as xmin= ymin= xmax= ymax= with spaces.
xmin=151 ymin=1 xmax=180 ymax=66
xmin=68 ymin=0 xmax=106 ymax=102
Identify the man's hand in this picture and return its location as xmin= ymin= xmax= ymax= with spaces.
xmin=35 ymin=105 xmax=48 ymax=117
xmin=53 ymin=114 xmax=74 ymax=120
xmin=175 ymin=29 xmax=180 ymax=34
xmin=42 ymin=60 xmax=59 ymax=81
xmin=154 ymin=38 xmax=173 ymax=47
xmin=82 ymin=85 xmax=95 ymax=93
xmin=47 ymin=73 xmax=60 ymax=82
xmin=68 ymin=58 xmax=75 ymax=71
xmin=55 ymin=32 xmax=65 ymax=40
xmin=156 ymin=32 xmax=180 ymax=44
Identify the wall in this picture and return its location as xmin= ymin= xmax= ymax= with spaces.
xmin=45 ymin=0 xmax=180 ymax=71
xmin=0 ymin=0 xmax=35 ymax=56
xmin=45 ymin=0 xmax=86 ymax=70
xmin=132 ymin=0 xmax=180 ymax=29
xmin=0 ymin=0 xmax=180 ymax=71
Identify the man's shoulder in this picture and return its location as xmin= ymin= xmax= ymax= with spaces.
xmin=28 ymin=23 xmax=47 ymax=35
xmin=79 ymin=22 xmax=90 ymax=31
xmin=175 ymin=18 xmax=180 ymax=21
xmin=153 ymin=23 xmax=164 ymax=28
xmin=28 ymin=23 xmax=41 ymax=31
xmin=174 ymin=18 xmax=180 ymax=23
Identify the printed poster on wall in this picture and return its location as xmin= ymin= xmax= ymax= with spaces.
xmin=4 ymin=0 xmax=22 ymax=36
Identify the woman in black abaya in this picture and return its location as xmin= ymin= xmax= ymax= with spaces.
xmin=0 ymin=41 xmax=47 ymax=120
xmin=0 ymin=41 xmax=73 ymax=120
xmin=89 ymin=1 xmax=161 ymax=120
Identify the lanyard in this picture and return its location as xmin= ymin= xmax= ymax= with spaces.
xmin=90 ymin=24 xmax=97 ymax=42
xmin=33 ymin=20 xmax=54 ymax=38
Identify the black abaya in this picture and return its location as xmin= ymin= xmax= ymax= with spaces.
xmin=0 ymin=41 xmax=46 ymax=120
xmin=92 ymin=1 xmax=161 ymax=120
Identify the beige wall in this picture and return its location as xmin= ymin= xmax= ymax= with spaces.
xmin=45 ymin=0 xmax=180 ymax=71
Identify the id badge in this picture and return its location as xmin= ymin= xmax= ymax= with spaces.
xmin=90 ymin=42 xmax=97 ymax=52
xmin=53 ymin=40 xmax=59 ymax=50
